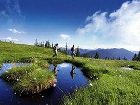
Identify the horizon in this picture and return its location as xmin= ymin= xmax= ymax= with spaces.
xmin=1 ymin=40 xmax=137 ymax=52
xmin=0 ymin=0 xmax=140 ymax=51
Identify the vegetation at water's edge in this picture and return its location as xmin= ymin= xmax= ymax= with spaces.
xmin=0 ymin=41 xmax=140 ymax=104
xmin=13 ymin=67 xmax=56 ymax=94
xmin=0 ymin=41 xmax=59 ymax=94
xmin=1 ymin=62 xmax=56 ymax=94
xmin=63 ymin=59 xmax=140 ymax=105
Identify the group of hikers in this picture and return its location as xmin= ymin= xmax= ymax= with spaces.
xmin=53 ymin=43 xmax=76 ymax=59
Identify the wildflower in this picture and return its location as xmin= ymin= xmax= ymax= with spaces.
xmin=17 ymin=79 xmax=19 ymax=81
xmin=89 ymin=83 xmax=93 ymax=86
xmin=53 ymin=84 xmax=56 ymax=87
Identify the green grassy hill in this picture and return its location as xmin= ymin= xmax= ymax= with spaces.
xmin=0 ymin=41 xmax=140 ymax=105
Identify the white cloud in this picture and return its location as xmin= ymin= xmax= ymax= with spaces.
xmin=0 ymin=37 xmax=19 ymax=41
xmin=76 ymin=0 xmax=140 ymax=51
xmin=60 ymin=34 xmax=70 ymax=40
xmin=8 ymin=28 xmax=25 ymax=34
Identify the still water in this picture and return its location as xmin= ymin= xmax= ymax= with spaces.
xmin=0 ymin=63 xmax=88 ymax=105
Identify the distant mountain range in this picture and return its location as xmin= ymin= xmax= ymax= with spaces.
xmin=64 ymin=48 xmax=136 ymax=60
xmin=132 ymin=51 xmax=139 ymax=54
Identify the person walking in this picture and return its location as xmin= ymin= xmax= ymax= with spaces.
xmin=53 ymin=43 xmax=58 ymax=57
xmin=71 ymin=45 xmax=75 ymax=59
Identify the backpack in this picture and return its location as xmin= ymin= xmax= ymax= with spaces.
xmin=54 ymin=46 xmax=56 ymax=50
xmin=71 ymin=47 xmax=74 ymax=51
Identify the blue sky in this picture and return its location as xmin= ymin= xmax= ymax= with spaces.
xmin=0 ymin=0 xmax=140 ymax=50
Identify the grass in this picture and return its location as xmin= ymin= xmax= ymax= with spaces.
xmin=13 ymin=68 xmax=56 ymax=94
xmin=1 ymin=63 xmax=56 ymax=94
xmin=0 ymin=41 xmax=59 ymax=94
xmin=63 ymin=59 xmax=140 ymax=105
xmin=0 ymin=41 xmax=140 ymax=104
xmin=1 ymin=64 xmax=37 ymax=83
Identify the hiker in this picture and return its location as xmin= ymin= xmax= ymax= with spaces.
xmin=53 ymin=43 xmax=58 ymax=57
xmin=71 ymin=45 xmax=76 ymax=59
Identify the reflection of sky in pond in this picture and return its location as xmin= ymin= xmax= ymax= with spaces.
xmin=58 ymin=63 xmax=70 ymax=68
xmin=0 ymin=63 xmax=89 ymax=105
xmin=49 ymin=63 xmax=89 ymax=93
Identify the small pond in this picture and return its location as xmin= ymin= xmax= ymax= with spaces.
xmin=0 ymin=63 xmax=89 ymax=105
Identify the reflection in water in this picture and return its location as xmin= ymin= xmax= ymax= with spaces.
xmin=70 ymin=65 xmax=76 ymax=79
xmin=52 ymin=64 xmax=76 ymax=79
xmin=53 ymin=64 xmax=58 ymax=76
xmin=0 ymin=63 xmax=89 ymax=105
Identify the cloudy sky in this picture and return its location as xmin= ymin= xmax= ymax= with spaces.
xmin=0 ymin=0 xmax=140 ymax=51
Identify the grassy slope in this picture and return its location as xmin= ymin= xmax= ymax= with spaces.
xmin=0 ymin=41 xmax=60 ymax=94
xmin=0 ymin=41 xmax=140 ymax=104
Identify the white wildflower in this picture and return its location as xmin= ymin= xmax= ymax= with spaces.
xmin=89 ymin=83 xmax=93 ymax=86
xmin=53 ymin=84 xmax=56 ymax=87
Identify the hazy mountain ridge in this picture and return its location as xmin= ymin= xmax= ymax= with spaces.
xmin=80 ymin=48 xmax=134 ymax=60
